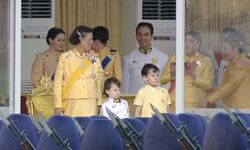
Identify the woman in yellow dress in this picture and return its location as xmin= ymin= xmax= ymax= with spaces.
xmin=160 ymin=31 xmax=214 ymax=112
xmin=30 ymin=27 xmax=65 ymax=120
xmin=201 ymin=29 xmax=250 ymax=108
xmin=54 ymin=25 xmax=104 ymax=117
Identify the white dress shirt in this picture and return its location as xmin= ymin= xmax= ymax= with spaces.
xmin=122 ymin=46 xmax=168 ymax=94
xmin=101 ymin=98 xmax=130 ymax=119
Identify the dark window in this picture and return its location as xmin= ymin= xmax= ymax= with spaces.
xmin=22 ymin=0 xmax=51 ymax=18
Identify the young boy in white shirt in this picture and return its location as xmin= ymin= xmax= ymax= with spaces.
xmin=101 ymin=77 xmax=130 ymax=119
xmin=134 ymin=63 xmax=171 ymax=117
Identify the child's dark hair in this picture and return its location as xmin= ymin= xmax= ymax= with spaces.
xmin=103 ymin=77 xmax=121 ymax=97
xmin=141 ymin=63 xmax=160 ymax=77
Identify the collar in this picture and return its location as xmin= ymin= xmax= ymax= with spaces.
xmin=110 ymin=98 xmax=121 ymax=103
xmin=139 ymin=47 xmax=152 ymax=54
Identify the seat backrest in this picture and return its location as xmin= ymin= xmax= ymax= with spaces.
xmin=177 ymin=113 xmax=205 ymax=146
xmin=143 ymin=113 xmax=183 ymax=150
xmin=81 ymin=119 xmax=123 ymax=150
xmin=90 ymin=115 xmax=108 ymax=120
xmin=0 ymin=114 xmax=38 ymax=150
xmin=203 ymin=112 xmax=249 ymax=150
xmin=36 ymin=115 xmax=81 ymax=150
xmin=74 ymin=116 xmax=92 ymax=130
xmin=0 ymin=120 xmax=4 ymax=131
xmin=135 ymin=117 xmax=150 ymax=126
xmin=123 ymin=118 xmax=146 ymax=134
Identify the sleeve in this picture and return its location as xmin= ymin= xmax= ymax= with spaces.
xmin=193 ymin=57 xmax=214 ymax=90
xmin=114 ymin=51 xmax=122 ymax=82
xmin=207 ymin=71 xmax=244 ymax=103
xmin=101 ymin=103 xmax=109 ymax=117
xmin=133 ymin=89 xmax=144 ymax=106
xmin=53 ymin=54 xmax=65 ymax=108
xmin=160 ymin=55 xmax=175 ymax=84
xmin=121 ymin=55 xmax=130 ymax=93
xmin=95 ymin=58 xmax=104 ymax=105
xmin=165 ymin=89 xmax=171 ymax=105
xmin=31 ymin=53 xmax=43 ymax=87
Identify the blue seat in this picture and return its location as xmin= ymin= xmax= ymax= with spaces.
xmin=81 ymin=119 xmax=123 ymax=150
xmin=123 ymin=118 xmax=146 ymax=134
xmin=236 ymin=112 xmax=250 ymax=127
xmin=74 ymin=116 xmax=92 ymax=130
xmin=135 ymin=117 xmax=150 ymax=126
xmin=143 ymin=113 xmax=183 ymax=150
xmin=0 ymin=114 xmax=38 ymax=150
xmin=177 ymin=113 xmax=205 ymax=146
xmin=90 ymin=115 xmax=108 ymax=120
xmin=203 ymin=112 xmax=249 ymax=150
xmin=0 ymin=120 xmax=4 ymax=131
xmin=36 ymin=115 xmax=81 ymax=150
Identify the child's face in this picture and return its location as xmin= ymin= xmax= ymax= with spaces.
xmin=105 ymin=83 xmax=121 ymax=99
xmin=143 ymin=69 xmax=159 ymax=87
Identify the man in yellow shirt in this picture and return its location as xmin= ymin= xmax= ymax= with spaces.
xmin=160 ymin=31 xmax=214 ymax=111
xmin=92 ymin=26 xmax=122 ymax=82
xmin=201 ymin=29 xmax=250 ymax=108
xmin=134 ymin=63 xmax=171 ymax=117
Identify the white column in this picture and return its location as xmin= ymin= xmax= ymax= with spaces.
xmin=175 ymin=0 xmax=185 ymax=114
xmin=10 ymin=0 xmax=21 ymax=113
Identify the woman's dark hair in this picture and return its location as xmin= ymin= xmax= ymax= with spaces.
xmin=103 ymin=77 xmax=121 ymax=97
xmin=92 ymin=26 xmax=109 ymax=45
xmin=69 ymin=25 xmax=92 ymax=45
xmin=141 ymin=63 xmax=160 ymax=77
xmin=136 ymin=22 xmax=154 ymax=35
xmin=46 ymin=27 xmax=65 ymax=45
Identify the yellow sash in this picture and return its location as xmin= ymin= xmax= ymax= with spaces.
xmin=62 ymin=59 xmax=92 ymax=109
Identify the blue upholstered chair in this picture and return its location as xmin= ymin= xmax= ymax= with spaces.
xmin=143 ymin=113 xmax=183 ymax=150
xmin=36 ymin=115 xmax=81 ymax=150
xmin=74 ymin=116 xmax=92 ymax=130
xmin=90 ymin=115 xmax=108 ymax=120
xmin=0 ymin=114 xmax=38 ymax=150
xmin=81 ymin=119 xmax=123 ymax=150
xmin=135 ymin=117 xmax=150 ymax=126
xmin=203 ymin=112 xmax=249 ymax=150
xmin=177 ymin=113 xmax=205 ymax=146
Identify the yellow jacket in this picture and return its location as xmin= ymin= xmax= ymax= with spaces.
xmin=208 ymin=54 xmax=250 ymax=108
xmin=31 ymin=49 xmax=61 ymax=87
xmin=99 ymin=47 xmax=122 ymax=82
xmin=160 ymin=52 xmax=214 ymax=105
xmin=54 ymin=49 xmax=104 ymax=108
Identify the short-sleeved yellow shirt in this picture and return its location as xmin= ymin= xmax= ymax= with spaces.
xmin=134 ymin=84 xmax=171 ymax=117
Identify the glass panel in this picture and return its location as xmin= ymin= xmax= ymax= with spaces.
xmin=0 ymin=0 xmax=11 ymax=107
xmin=185 ymin=0 xmax=250 ymax=110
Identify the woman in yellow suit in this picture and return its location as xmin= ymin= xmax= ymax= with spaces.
xmin=201 ymin=29 xmax=250 ymax=108
xmin=160 ymin=31 xmax=214 ymax=112
xmin=54 ymin=25 xmax=104 ymax=117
